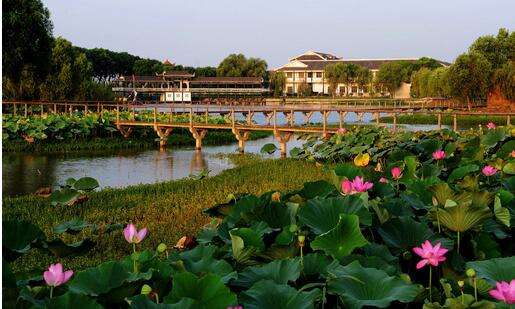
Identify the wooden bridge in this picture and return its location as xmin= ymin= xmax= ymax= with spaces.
xmin=2 ymin=101 xmax=513 ymax=157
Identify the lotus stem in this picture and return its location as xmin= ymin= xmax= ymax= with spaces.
xmin=133 ymin=243 xmax=138 ymax=273
xmin=300 ymin=246 xmax=304 ymax=269
xmin=474 ymin=278 xmax=477 ymax=302
xmin=457 ymin=231 xmax=460 ymax=254
xmin=156 ymin=293 xmax=159 ymax=304
xmin=436 ymin=208 xmax=441 ymax=233
xmin=50 ymin=286 xmax=54 ymax=299
xmin=461 ymin=289 xmax=464 ymax=304
xmin=429 ymin=266 xmax=432 ymax=303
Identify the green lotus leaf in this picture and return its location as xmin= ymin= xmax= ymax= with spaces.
xmin=497 ymin=140 xmax=515 ymax=158
xmin=327 ymin=261 xmax=418 ymax=309
xmin=302 ymin=253 xmax=339 ymax=276
xmin=474 ymin=233 xmax=502 ymax=259
xmin=437 ymin=203 xmax=492 ymax=232
xmin=173 ymin=245 xmax=236 ymax=283
xmin=503 ymin=162 xmax=515 ymax=175
xmin=493 ymin=196 xmax=511 ymax=227
xmin=403 ymin=156 xmax=420 ymax=181
xmin=47 ymin=292 xmax=103 ymax=309
xmin=229 ymin=228 xmax=264 ymax=264
xmin=239 ymin=279 xmax=321 ymax=309
xmin=128 ymin=295 xmax=192 ymax=308
xmin=74 ymin=177 xmax=100 ymax=191
xmin=423 ymin=294 xmax=495 ymax=309
xmin=260 ymin=143 xmax=278 ymax=154
xmin=300 ymin=180 xmax=337 ymax=199
xmin=232 ymin=258 xmax=301 ymax=288
xmin=466 ymin=256 xmax=515 ymax=286
xmin=480 ymin=127 xmax=507 ymax=149
xmin=311 ymin=214 xmax=368 ymax=261
xmin=49 ymin=188 xmax=81 ymax=206
xmin=339 ymin=254 xmax=399 ymax=276
xmin=333 ymin=163 xmax=363 ymax=179
xmin=69 ymin=261 xmax=152 ymax=297
xmin=65 ymin=177 xmax=77 ymax=187
xmin=2 ymin=220 xmax=46 ymax=262
xmin=447 ymin=164 xmax=479 ymax=183
xmin=378 ymin=217 xmax=453 ymax=252
xmin=298 ymin=196 xmax=371 ymax=235
xmin=416 ymin=138 xmax=443 ymax=157
xmin=163 ymin=272 xmax=236 ymax=309
xmin=54 ymin=218 xmax=96 ymax=234
xmin=44 ymin=239 xmax=95 ymax=258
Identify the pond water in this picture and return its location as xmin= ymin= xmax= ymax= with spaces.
xmin=2 ymin=111 xmax=450 ymax=197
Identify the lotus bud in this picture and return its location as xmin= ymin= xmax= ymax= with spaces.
xmin=432 ymin=196 xmax=438 ymax=206
xmin=271 ymin=191 xmax=281 ymax=202
xmin=141 ymin=284 xmax=152 ymax=295
xmin=298 ymin=235 xmax=305 ymax=247
xmin=466 ymin=268 xmax=476 ymax=278
xmin=402 ymin=251 xmax=412 ymax=260
xmin=288 ymin=224 xmax=298 ymax=233
xmin=458 ymin=280 xmax=465 ymax=288
xmin=157 ymin=243 xmax=167 ymax=253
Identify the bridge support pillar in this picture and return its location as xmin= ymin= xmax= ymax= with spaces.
xmin=117 ymin=125 xmax=133 ymax=139
xmin=189 ymin=127 xmax=208 ymax=150
xmin=303 ymin=112 xmax=313 ymax=124
xmin=283 ymin=111 xmax=294 ymax=126
xmin=155 ymin=126 xmax=172 ymax=147
xmin=263 ymin=112 xmax=273 ymax=125
xmin=232 ymin=129 xmax=251 ymax=153
xmin=274 ymin=130 xmax=293 ymax=158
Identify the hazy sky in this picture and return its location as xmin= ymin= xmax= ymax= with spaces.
xmin=42 ymin=0 xmax=515 ymax=69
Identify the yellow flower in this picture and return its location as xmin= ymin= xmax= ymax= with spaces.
xmin=354 ymin=153 xmax=370 ymax=167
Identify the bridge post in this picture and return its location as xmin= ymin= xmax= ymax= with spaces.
xmin=116 ymin=102 xmax=120 ymax=123
xmin=13 ymin=103 xmax=17 ymax=115
xmin=54 ymin=103 xmax=57 ymax=114
xmin=25 ymin=104 xmax=28 ymax=117
xmin=155 ymin=126 xmax=172 ymax=147
xmin=263 ymin=112 xmax=273 ymax=125
xmin=274 ymin=130 xmax=293 ymax=158
xmin=393 ymin=113 xmax=397 ymax=131
xmin=375 ymin=112 xmax=379 ymax=126
xmin=322 ymin=111 xmax=327 ymax=137
xmin=438 ymin=113 xmax=442 ymax=130
xmin=41 ymin=104 xmax=44 ymax=116
xmin=290 ymin=109 xmax=294 ymax=126
xmin=189 ymin=128 xmax=208 ymax=150
xmin=247 ymin=110 xmax=254 ymax=125
xmin=232 ymin=129 xmax=251 ymax=153
xmin=507 ymin=115 xmax=511 ymax=126
xmin=453 ymin=114 xmax=457 ymax=131
xmin=303 ymin=111 xmax=313 ymax=124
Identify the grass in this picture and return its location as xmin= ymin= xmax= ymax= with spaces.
xmin=379 ymin=114 xmax=509 ymax=127
xmin=3 ymin=156 xmax=329 ymax=273
xmin=2 ymin=129 xmax=271 ymax=152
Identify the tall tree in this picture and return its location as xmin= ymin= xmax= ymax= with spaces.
xmin=3 ymin=0 xmax=53 ymax=99
xmin=269 ymin=72 xmax=286 ymax=97
xmin=355 ymin=67 xmax=372 ymax=94
xmin=448 ymin=52 xmax=492 ymax=107
xmin=376 ymin=62 xmax=404 ymax=98
xmin=494 ymin=61 xmax=515 ymax=101
xmin=217 ymin=54 xmax=268 ymax=78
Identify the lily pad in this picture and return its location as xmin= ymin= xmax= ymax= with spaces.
xmin=2 ymin=220 xmax=45 ymax=262
xmin=54 ymin=218 xmax=96 ymax=234
xmin=163 ymin=272 xmax=236 ymax=309
xmin=311 ymin=214 xmax=368 ymax=261
xmin=173 ymin=245 xmax=236 ymax=283
xmin=327 ymin=261 xmax=418 ymax=309
xmin=466 ymin=256 xmax=515 ymax=286
xmin=74 ymin=177 xmax=100 ymax=191
xmin=239 ymin=279 xmax=320 ymax=309
xmin=232 ymin=258 xmax=301 ymax=288
xmin=47 ymin=292 xmax=103 ymax=309
xmin=260 ymin=143 xmax=278 ymax=154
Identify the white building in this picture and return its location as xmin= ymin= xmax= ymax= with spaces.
xmin=274 ymin=51 xmax=448 ymax=98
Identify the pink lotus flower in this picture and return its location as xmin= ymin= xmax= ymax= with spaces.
xmin=482 ymin=165 xmax=497 ymax=177
xmin=412 ymin=240 xmax=448 ymax=269
xmin=486 ymin=122 xmax=496 ymax=129
xmin=124 ymin=224 xmax=148 ymax=244
xmin=227 ymin=306 xmax=243 ymax=309
xmin=489 ymin=280 xmax=515 ymax=304
xmin=432 ymin=150 xmax=446 ymax=161
xmin=341 ymin=176 xmax=374 ymax=195
xmin=379 ymin=177 xmax=388 ymax=183
xmin=511 ymin=150 xmax=515 ymax=158
xmin=391 ymin=167 xmax=403 ymax=180
xmin=337 ymin=128 xmax=346 ymax=134
xmin=44 ymin=263 xmax=73 ymax=287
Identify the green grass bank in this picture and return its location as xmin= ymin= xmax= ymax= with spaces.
xmin=379 ymin=114 xmax=509 ymax=127
xmin=3 ymin=156 xmax=329 ymax=272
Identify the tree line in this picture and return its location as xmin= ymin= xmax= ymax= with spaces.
xmin=2 ymin=0 xmax=268 ymax=101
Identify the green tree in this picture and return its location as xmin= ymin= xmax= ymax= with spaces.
xmin=355 ymin=66 xmax=372 ymax=95
xmin=428 ymin=67 xmax=450 ymax=98
xmin=494 ymin=60 xmax=515 ymax=100
xmin=469 ymin=28 xmax=514 ymax=71
xmin=324 ymin=63 xmax=346 ymax=97
xmin=448 ymin=52 xmax=492 ymax=106
xmin=3 ymin=0 xmax=53 ymax=99
xmin=133 ymin=59 xmax=163 ymax=75
xmin=376 ymin=62 xmax=404 ymax=98
xmin=269 ymin=72 xmax=286 ymax=97
xmin=217 ymin=54 xmax=268 ymax=78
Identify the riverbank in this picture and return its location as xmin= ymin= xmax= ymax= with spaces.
xmin=379 ymin=114 xmax=508 ymax=126
xmin=2 ymin=129 xmax=271 ymax=152
xmin=3 ymin=155 xmax=329 ymax=272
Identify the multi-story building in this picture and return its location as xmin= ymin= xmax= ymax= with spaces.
xmin=274 ymin=51 xmax=448 ymax=98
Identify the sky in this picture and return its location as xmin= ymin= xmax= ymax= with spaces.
xmin=42 ymin=0 xmax=515 ymax=69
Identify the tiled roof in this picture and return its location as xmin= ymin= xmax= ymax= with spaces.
xmin=115 ymin=75 xmax=164 ymax=82
xmin=277 ymin=59 xmax=420 ymax=71
xmin=191 ymin=77 xmax=263 ymax=84
xmin=161 ymin=70 xmax=194 ymax=77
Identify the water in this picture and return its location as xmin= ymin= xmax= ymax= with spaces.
xmin=2 ymin=110 xmax=449 ymax=197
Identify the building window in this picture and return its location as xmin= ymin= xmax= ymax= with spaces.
xmin=307 ymin=72 xmax=313 ymax=78
xmin=286 ymin=72 xmax=293 ymax=78
xmin=298 ymin=72 xmax=304 ymax=78
xmin=316 ymin=72 xmax=322 ymax=78
xmin=287 ymin=86 xmax=293 ymax=94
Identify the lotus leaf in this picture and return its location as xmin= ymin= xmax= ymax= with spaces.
xmin=466 ymin=256 xmax=515 ymax=286
xmin=232 ymin=258 xmax=301 ymax=288
xmin=239 ymin=279 xmax=320 ymax=309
